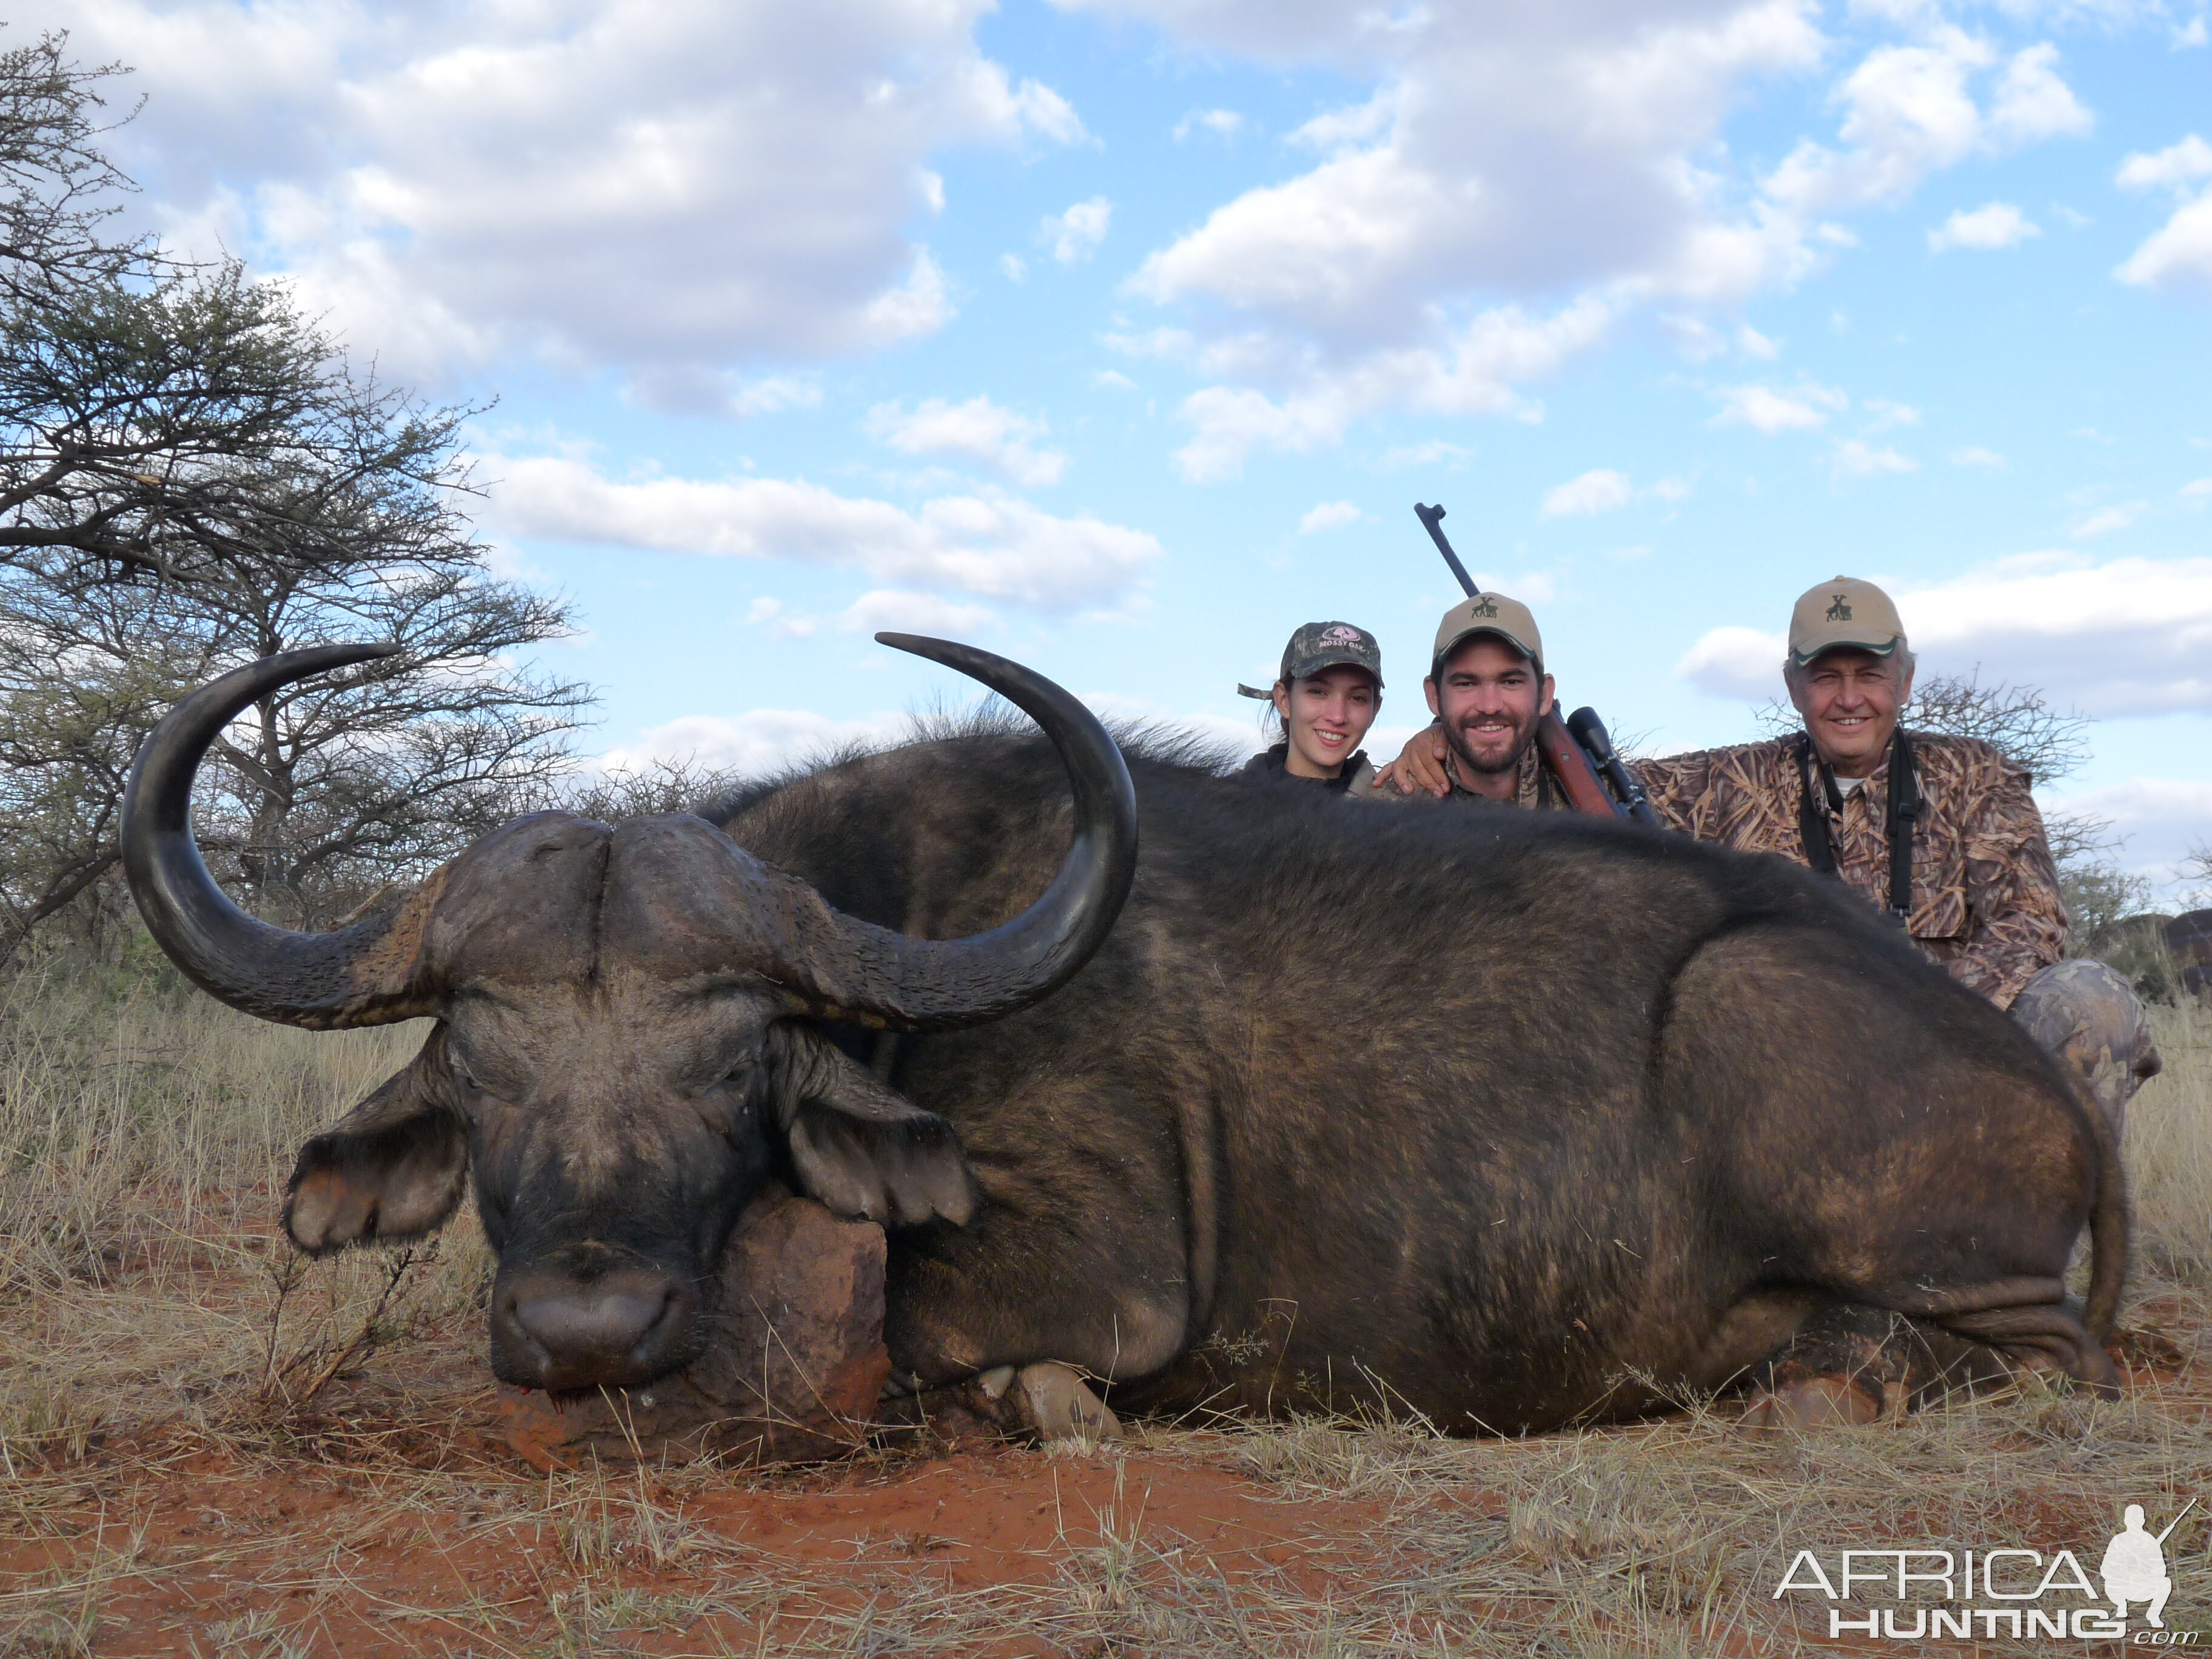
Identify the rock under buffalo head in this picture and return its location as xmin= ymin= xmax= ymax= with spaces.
xmin=121 ymin=635 xmax=1137 ymax=1392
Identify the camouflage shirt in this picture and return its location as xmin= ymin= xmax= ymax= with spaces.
xmin=1370 ymin=739 xmax=1564 ymax=811
xmin=1634 ymin=732 xmax=2066 ymax=1008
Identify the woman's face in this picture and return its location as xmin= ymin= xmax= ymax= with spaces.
xmin=1272 ymin=665 xmax=1381 ymax=779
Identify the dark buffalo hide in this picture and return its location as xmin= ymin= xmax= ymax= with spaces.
xmin=717 ymin=729 xmax=2122 ymax=1432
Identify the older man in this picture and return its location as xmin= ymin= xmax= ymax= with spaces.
xmin=1634 ymin=577 xmax=2158 ymax=1131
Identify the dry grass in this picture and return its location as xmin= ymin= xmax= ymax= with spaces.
xmin=0 ymin=977 xmax=2208 ymax=1655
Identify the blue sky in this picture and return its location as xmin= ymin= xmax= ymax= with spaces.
xmin=45 ymin=0 xmax=2212 ymax=891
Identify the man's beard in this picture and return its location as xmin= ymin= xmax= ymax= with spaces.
xmin=1443 ymin=708 xmax=1538 ymax=779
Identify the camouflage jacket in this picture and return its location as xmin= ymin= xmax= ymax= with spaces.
xmin=1634 ymin=732 xmax=2066 ymax=1008
xmin=1369 ymin=740 xmax=1564 ymax=810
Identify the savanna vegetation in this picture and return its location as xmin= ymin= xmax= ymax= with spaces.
xmin=0 ymin=973 xmax=2206 ymax=1656
xmin=2 ymin=30 xmax=2210 ymax=1659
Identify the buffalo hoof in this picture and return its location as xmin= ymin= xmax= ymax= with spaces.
xmin=1006 ymin=1362 xmax=1122 ymax=1445
xmin=1739 ymin=1375 xmax=1885 ymax=1435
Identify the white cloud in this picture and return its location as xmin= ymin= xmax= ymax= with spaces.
xmin=2128 ymin=199 xmax=2212 ymax=290
xmin=1541 ymin=469 xmax=1635 ymax=518
xmin=1001 ymin=252 xmax=1029 ymax=283
xmin=1675 ymin=625 xmax=1789 ymax=699
xmin=2181 ymin=478 xmax=2212 ymax=506
xmin=1661 ymin=314 xmax=1728 ymax=362
xmin=2176 ymin=16 xmax=2209 ymax=49
xmin=2114 ymin=136 xmax=2212 ymax=292
xmin=1171 ymin=296 xmax=1610 ymax=480
xmin=866 ymin=396 xmax=1068 ymax=486
xmin=1711 ymin=381 xmax=1848 ymax=432
xmin=836 ymin=589 xmax=1000 ymax=635
xmin=1986 ymin=43 xmax=2093 ymax=147
xmin=1737 ymin=325 xmax=1781 ymax=359
xmin=1299 ymin=500 xmax=1364 ymax=533
xmin=2116 ymin=135 xmax=2212 ymax=194
xmin=1042 ymin=196 xmax=1113 ymax=263
xmin=1678 ymin=556 xmax=2212 ymax=714
xmin=1862 ymin=397 xmax=1921 ymax=429
xmin=1928 ymin=201 xmax=2040 ymax=251
xmin=483 ymin=454 xmax=1159 ymax=609
xmin=1093 ymin=369 xmax=1139 ymax=391
xmin=618 ymin=371 xmax=826 ymax=419
xmin=2045 ymin=777 xmax=2212 ymax=898
xmin=1048 ymin=2 xmax=2097 ymax=463
xmin=743 ymin=595 xmax=819 ymax=638
xmin=31 ymin=0 xmax=1091 ymax=394
xmin=1373 ymin=438 xmax=1475 ymax=470
xmin=1951 ymin=446 xmax=2007 ymax=468
xmin=2073 ymin=502 xmax=2143 ymax=537
xmin=1831 ymin=438 xmax=1917 ymax=477
xmin=1174 ymin=109 xmax=1245 ymax=141
xmin=1763 ymin=35 xmax=2089 ymax=220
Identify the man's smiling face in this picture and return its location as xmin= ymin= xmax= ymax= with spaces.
xmin=1426 ymin=636 xmax=1554 ymax=781
xmin=1789 ymin=646 xmax=1914 ymax=777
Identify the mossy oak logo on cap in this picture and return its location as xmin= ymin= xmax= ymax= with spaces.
xmin=1470 ymin=597 xmax=1500 ymax=618
xmin=1826 ymin=594 xmax=1853 ymax=622
xmin=1319 ymin=624 xmax=1364 ymax=648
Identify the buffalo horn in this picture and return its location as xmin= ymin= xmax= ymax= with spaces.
xmin=765 ymin=634 xmax=1139 ymax=1031
xmin=120 ymin=644 xmax=441 ymax=1029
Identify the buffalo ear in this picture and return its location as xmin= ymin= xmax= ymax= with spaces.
xmin=284 ymin=1041 xmax=468 ymax=1255
xmin=774 ymin=1027 xmax=977 ymax=1228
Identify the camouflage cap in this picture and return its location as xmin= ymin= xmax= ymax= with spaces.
xmin=1789 ymin=576 xmax=1906 ymax=667
xmin=1238 ymin=620 xmax=1384 ymax=698
xmin=1431 ymin=592 xmax=1543 ymax=677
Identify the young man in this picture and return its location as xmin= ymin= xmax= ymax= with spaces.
xmin=1373 ymin=592 xmax=1570 ymax=809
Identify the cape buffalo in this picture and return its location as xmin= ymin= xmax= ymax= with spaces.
xmin=123 ymin=637 xmax=2123 ymax=1435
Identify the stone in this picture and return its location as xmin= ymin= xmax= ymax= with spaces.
xmin=496 ymin=1185 xmax=890 ymax=1468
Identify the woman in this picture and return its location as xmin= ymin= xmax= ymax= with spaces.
xmin=1236 ymin=620 xmax=1384 ymax=793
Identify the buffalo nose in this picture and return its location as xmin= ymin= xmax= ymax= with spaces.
xmin=494 ymin=1267 xmax=694 ymax=1390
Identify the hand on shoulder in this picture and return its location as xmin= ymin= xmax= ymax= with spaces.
xmin=1373 ymin=725 xmax=1452 ymax=797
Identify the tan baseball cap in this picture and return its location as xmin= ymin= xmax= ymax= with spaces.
xmin=1788 ymin=576 xmax=1906 ymax=666
xmin=1431 ymin=592 xmax=1543 ymax=677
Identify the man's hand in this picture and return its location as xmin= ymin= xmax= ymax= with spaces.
xmin=1373 ymin=725 xmax=1452 ymax=797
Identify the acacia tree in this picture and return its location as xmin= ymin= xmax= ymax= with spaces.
xmin=0 ymin=35 xmax=594 ymax=959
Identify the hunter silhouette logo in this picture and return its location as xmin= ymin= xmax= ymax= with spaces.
xmin=1470 ymin=597 xmax=1499 ymax=618
xmin=1825 ymin=593 xmax=1853 ymax=622
xmin=2103 ymin=1501 xmax=2193 ymax=1629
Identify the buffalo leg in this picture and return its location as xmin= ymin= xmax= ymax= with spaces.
xmin=1740 ymin=1301 xmax=2014 ymax=1430
xmin=880 ymin=1192 xmax=1191 ymax=1397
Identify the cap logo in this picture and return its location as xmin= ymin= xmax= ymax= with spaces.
xmin=1319 ymin=624 xmax=1363 ymax=646
xmin=1825 ymin=594 xmax=1852 ymax=622
xmin=1470 ymin=597 xmax=1499 ymax=618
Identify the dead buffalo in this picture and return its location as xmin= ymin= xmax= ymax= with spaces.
xmin=123 ymin=637 xmax=2123 ymax=1435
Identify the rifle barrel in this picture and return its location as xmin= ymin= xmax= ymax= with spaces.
xmin=1414 ymin=503 xmax=1479 ymax=598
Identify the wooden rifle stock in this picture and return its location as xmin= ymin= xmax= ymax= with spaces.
xmin=1534 ymin=711 xmax=1620 ymax=817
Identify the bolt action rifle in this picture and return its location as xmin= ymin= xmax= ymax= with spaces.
xmin=1413 ymin=502 xmax=1661 ymax=826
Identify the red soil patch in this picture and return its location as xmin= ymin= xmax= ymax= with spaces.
xmin=1 ymin=1335 xmax=1412 ymax=1657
